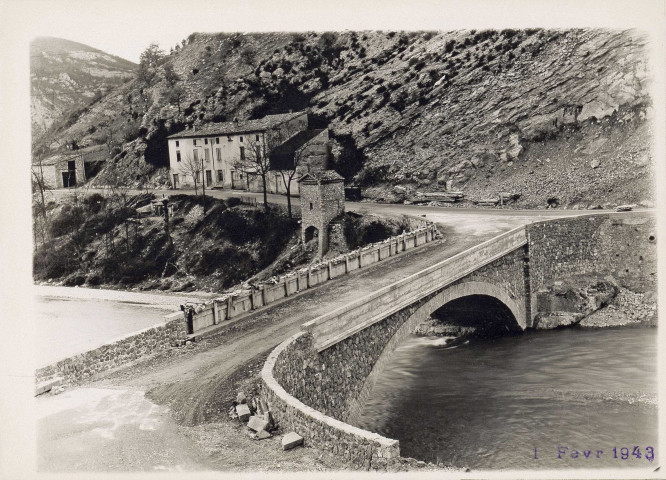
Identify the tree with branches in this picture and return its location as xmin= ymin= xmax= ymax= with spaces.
xmin=137 ymin=42 xmax=165 ymax=86
xmin=233 ymin=123 xmax=302 ymax=213
xmin=31 ymin=141 xmax=51 ymax=245
xmin=179 ymin=152 xmax=201 ymax=196
xmin=277 ymin=144 xmax=304 ymax=219
xmin=233 ymin=136 xmax=271 ymax=209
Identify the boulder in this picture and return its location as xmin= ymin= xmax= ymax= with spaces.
xmin=615 ymin=204 xmax=636 ymax=212
xmin=590 ymin=158 xmax=601 ymax=169
xmin=282 ymin=432 xmax=304 ymax=450
xmin=236 ymin=391 xmax=247 ymax=404
xmin=247 ymin=415 xmax=270 ymax=432
xmin=236 ymin=403 xmax=251 ymax=422
xmin=533 ymin=276 xmax=619 ymax=329
xmin=507 ymin=133 xmax=523 ymax=160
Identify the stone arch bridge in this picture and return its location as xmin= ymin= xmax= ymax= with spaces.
xmin=260 ymin=212 xmax=656 ymax=469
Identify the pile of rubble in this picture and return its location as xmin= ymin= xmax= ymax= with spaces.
xmin=230 ymin=390 xmax=304 ymax=451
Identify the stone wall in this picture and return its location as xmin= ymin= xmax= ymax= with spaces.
xmin=526 ymin=213 xmax=657 ymax=325
xmin=36 ymin=311 xmax=187 ymax=385
xmin=526 ymin=213 xmax=656 ymax=293
xmin=261 ymin=332 xmax=401 ymax=470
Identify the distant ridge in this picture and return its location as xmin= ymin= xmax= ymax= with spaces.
xmin=30 ymin=36 xmax=137 ymax=139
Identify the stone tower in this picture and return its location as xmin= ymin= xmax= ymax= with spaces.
xmin=298 ymin=170 xmax=345 ymax=258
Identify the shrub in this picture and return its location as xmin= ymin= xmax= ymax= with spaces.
xmin=49 ymin=204 xmax=84 ymax=237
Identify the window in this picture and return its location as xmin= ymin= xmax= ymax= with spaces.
xmin=193 ymin=150 xmax=199 ymax=161
xmin=239 ymin=146 xmax=245 ymax=160
xmin=216 ymin=137 xmax=220 ymax=144
xmin=255 ymin=134 xmax=260 ymax=141
xmin=217 ymin=170 xmax=224 ymax=182
xmin=204 ymin=138 xmax=208 ymax=145
xmin=176 ymin=151 xmax=181 ymax=162
xmin=239 ymin=136 xmax=243 ymax=143
xmin=193 ymin=139 xmax=197 ymax=146
xmin=227 ymin=136 xmax=232 ymax=142
xmin=204 ymin=149 xmax=210 ymax=161
xmin=216 ymin=148 xmax=221 ymax=161
xmin=309 ymin=203 xmax=313 ymax=210
xmin=67 ymin=160 xmax=76 ymax=171
xmin=175 ymin=140 xmax=179 ymax=147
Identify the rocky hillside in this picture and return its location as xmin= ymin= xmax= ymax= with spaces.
xmin=31 ymin=37 xmax=136 ymax=139
xmin=36 ymin=29 xmax=654 ymax=208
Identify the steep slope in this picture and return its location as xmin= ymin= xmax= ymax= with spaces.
xmin=37 ymin=30 xmax=653 ymax=208
xmin=30 ymin=37 xmax=136 ymax=139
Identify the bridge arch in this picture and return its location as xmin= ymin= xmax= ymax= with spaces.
xmin=347 ymin=280 xmax=526 ymax=425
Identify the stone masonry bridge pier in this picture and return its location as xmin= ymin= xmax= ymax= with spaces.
xmin=260 ymin=212 xmax=656 ymax=469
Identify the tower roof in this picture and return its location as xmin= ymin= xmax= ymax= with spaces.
xmin=298 ymin=170 xmax=344 ymax=185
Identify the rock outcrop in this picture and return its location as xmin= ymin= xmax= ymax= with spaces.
xmin=533 ymin=276 xmax=619 ymax=329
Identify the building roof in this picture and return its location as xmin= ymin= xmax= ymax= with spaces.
xmin=298 ymin=170 xmax=345 ymax=184
xmin=33 ymin=145 xmax=108 ymax=166
xmin=167 ymin=111 xmax=306 ymax=140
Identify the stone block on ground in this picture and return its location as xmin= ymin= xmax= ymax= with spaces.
xmin=256 ymin=430 xmax=272 ymax=440
xmin=247 ymin=415 xmax=270 ymax=432
xmin=35 ymin=376 xmax=63 ymax=397
xmin=236 ymin=391 xmax=247 ymax=404
xmin=236 ymin=403 xmax=251 ymax=422
xmin=262 ymin=411 xmax=274 ymax=430
xmin=282 ymin=432 xmax=304 ymax=450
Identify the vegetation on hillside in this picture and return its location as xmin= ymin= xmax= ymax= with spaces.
xmin=34 ymin=29 xmax=653 ymax=208
xmin=33 ymin=192 xmax=298 ymax=292
xmin=32 ymin=191 xmax=410 ymax=292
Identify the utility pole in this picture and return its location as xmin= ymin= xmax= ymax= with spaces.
xmin=162 ymin=197 xmax=170 ymax=238
xmin=201 ymin=151 xmax=206 ymax=214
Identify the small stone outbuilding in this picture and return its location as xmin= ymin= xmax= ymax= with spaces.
xmin=298 ymin=170 xmax=345 ymax=257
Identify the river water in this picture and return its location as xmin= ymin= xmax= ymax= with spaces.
xmin=355 ymin=328 xmax=658 ymax=470
xmin=35 ymin=295 xmax=176 ymax=367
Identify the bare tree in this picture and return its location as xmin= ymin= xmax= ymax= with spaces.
xmin=233 ymin=123 xmax=304 ymax=212
xmin=101 ymin=124 xmax=122 ymax=155
xmin=233 ymin=136 xmax=272 ymax=209
xmin=179 ymin=152 xmax=201 ymax=196
xmin=278 ymin=145 xmax=304 ymax=219
xmin=31 ymin=144 xmax=50 ymax=245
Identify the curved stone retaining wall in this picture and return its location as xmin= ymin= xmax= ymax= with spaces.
xmin=261 ymin=331 xmax=400 ymax=470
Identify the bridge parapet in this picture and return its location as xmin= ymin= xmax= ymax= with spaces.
xmin=303 ymin=225 xmax=528 ymax=351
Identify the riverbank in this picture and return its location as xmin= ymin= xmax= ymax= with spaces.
xmin=34 ymin=284 xmax=216 ymax=309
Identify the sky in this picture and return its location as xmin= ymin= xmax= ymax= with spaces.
xmin=2 ymin=0 xmax=665 ymax=62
